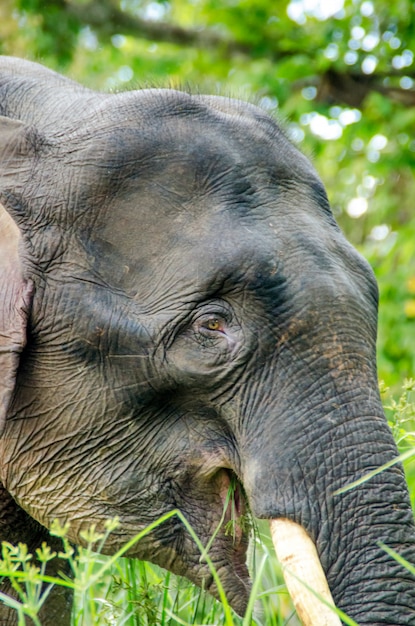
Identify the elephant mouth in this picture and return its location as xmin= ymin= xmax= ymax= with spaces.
xmin=218 ymin=469 xmax=247 ymax=545
xmin=216 ymin=472 xmax=341 ymax=624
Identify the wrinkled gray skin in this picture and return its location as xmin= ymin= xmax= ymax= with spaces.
xmin=0 ymin=57 xmax=414 ymax=626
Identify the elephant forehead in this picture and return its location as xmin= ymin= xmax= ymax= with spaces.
xmin=90 ymin=161 xmax=331 ymax=277
xmin=67 ymin=93 xmax=337 ymax=270
xmin=88 ymin=197 xmax=361 ymax=317
xmin=71 ymin=89 xmax=322 ymax=212
xmin=65 ymin=92 xmax=372 ymax=304
xmin=90 ymin=213 xmax=278 ymax=303
xmin=83 ymin=88 xmax=305 ymax=173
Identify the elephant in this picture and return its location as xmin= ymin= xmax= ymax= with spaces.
xmin=0 ymin=55 xmax=414 ymax=626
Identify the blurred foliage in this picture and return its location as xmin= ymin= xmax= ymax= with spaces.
xmin=0 ymin=0 xmax=414 ymax=387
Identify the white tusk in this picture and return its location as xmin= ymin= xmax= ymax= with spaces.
xmin=270 ymin=518 xmax=342 ymax=626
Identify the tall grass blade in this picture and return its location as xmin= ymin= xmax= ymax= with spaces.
xmin=333 ymin=448 xmax=415 ymax=495
xmin=379 ymin=542 xmax=415 ymax=576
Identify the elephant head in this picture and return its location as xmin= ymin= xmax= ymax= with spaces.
xmin=0 ymin=57 xmax=414 ymax=625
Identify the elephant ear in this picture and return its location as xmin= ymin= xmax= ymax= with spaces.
xmin=0 ymin=116 xmax=34 ymax=435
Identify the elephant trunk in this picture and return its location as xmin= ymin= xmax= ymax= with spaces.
xmin=241 ymin=386 xmax=415 ymax=624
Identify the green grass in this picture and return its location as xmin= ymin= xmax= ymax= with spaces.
xmin=0 ymin=379 xmax=414 ymax=625
xmin=0 ymin=514 xmax=299 ymax=626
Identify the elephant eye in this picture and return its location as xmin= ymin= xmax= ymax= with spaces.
xmin=203 ymin=317 xmax=224 ymax=332
xmin=179 ymin=302 xmax=241 ymax=354
xmin=191 ymin=301 xmax=234 ymax=343
xmin=198 ymin=315 xmax=226 ymax=334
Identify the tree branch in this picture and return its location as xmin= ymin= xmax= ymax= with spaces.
xmin=65 ymin=0 xmax=415 ymax=108
xmin=66 ymin=0 xmax=252 ymax=57
xmin=316 ymin=69 xmax=415 ymax=107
